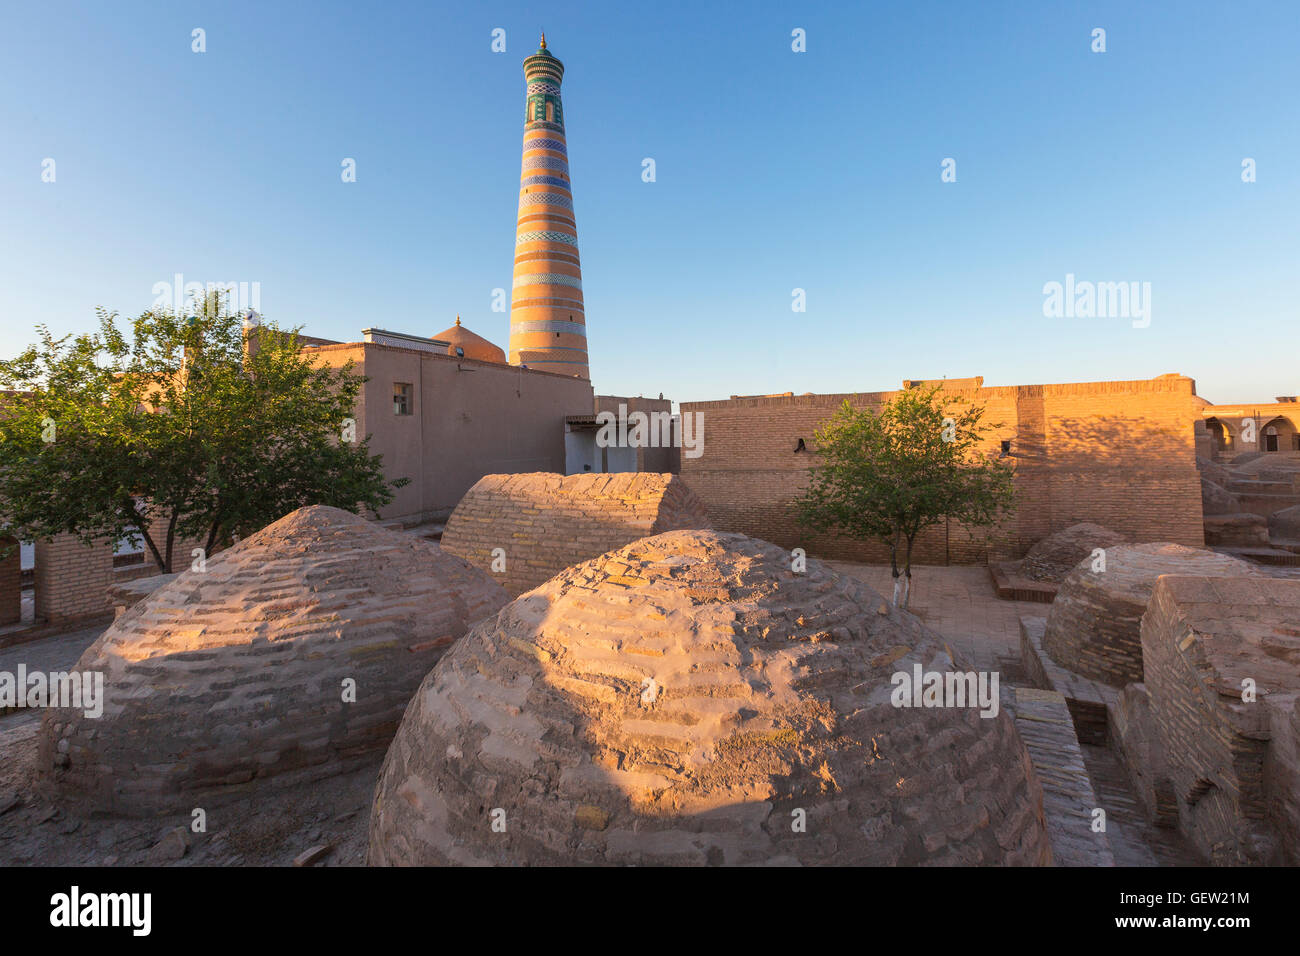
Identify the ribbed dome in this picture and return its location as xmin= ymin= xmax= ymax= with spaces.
xmin=433 ymin=317 xmax=506 ymax=364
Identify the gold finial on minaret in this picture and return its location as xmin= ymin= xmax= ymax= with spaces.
xmin=539 ymin=30 xmax=546 ymax=49
xmin=455 ymin=315 xmax=461 ymax=326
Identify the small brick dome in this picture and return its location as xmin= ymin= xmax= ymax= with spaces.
xmin=39 ymin=505 xmax=508 ymax=815
xmin=433 ymin=317 xmax=506 ymax=364
xmin=1042 ymin=543 xmax=1256 ymax=686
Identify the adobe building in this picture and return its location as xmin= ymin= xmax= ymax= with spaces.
xmin=1199 ymin=396 xmax=1300 ymax=460
xmin=302 ymin=326 xmax=593 ymax=523
xmin=681 ymin=374 xmax=1208 ymax=565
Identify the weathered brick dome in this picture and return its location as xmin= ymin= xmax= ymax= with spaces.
xmin=1042 ymin=543 xmax=1256 ymax=687
xmin=39 ymin=505 xmax=508 ymax=815
xmin=368 ymin=529 xmax=1051 ymax=866
xmin=1020 ymin=523 xmax=1128 ymax=583
xmin=440 ymin=472 xmax=711 ymax=596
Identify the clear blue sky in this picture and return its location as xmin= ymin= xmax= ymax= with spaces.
xmin=2 ymin=0 xmax=1296 ymax=406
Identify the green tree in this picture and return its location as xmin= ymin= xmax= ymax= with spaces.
xmin=794 ymin=385 xmax=1015 ymax=608
xmin=0 ymin=291 xmax=406 ymax=572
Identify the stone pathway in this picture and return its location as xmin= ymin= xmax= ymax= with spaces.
xmin=825 ymin=563 xmax=1042 ymax=674
xmin=0 ymin=624 xmax=106 ymax=727
xmin=1080 ymin=743 xmax=1199 ymax=866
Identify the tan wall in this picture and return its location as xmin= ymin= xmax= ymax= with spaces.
xmin=681 ymin=375 xmax=1205 ymax=565
xmin=311 ymin=343 xmax=594 ymax=520
xmin=34 ymin=532 xmax=114 ymax=625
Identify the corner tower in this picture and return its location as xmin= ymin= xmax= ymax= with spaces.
xmin=508 ymin=34 xmax=589 ymax=379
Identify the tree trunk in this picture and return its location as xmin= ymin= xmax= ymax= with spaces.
xmin=889 ymin=530 xmax=902 ymax=606
xmin=127 ymin=500 xmax=166 ymax=573
xmin=902 ymin=534 xmax=916 ymax=609
xmin=163 ymin=511 xmax=177 ymax=573
xmin=203 ymin=519 xmax=221 ymax=557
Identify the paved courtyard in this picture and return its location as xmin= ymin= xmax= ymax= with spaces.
xmin=826 ymin=562 xmax=1040 ymax=673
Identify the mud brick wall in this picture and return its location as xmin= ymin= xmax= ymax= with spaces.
xmin=1141 ymin=574 xmax=1300 ymax=865
xmin=0 ymin=535 xmax=20 ymax=626
xmin=33 ymin=533 xmax=114 ymax=626
xmin=680 ymin=375 xmax=1205 ymax=564
xmin=440 ymin=472 xmax=711 ymax=596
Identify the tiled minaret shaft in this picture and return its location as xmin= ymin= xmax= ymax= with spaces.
xmin=508 ymin=35 xmax=589 ymax=379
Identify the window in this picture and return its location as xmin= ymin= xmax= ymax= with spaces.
xmin=394 ymin=383 xmax=412 ymax=416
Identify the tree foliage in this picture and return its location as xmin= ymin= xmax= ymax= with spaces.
xmin=794 ymin=385 xmax=1016 ymax=607
xmin=0 ymin=291 xmax=405 ymax=572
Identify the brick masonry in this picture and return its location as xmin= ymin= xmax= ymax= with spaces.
xmin=33 ymin=533 xmax=114 ymax=626
xmin=0 ymin=536 xmax=20 ymax=626
xmin=39 ymin=505 xmax=508 ymax=815
xmin=1042 ymin=544 xmax=1255 ymax=688
xmin=680 ymin=375 xmax=1206 ymax=564
xmin=369 ymin=529 xmax=1051 ymax=866
xmin=1141 ymin=574 xmax=1300 ymax=865
xmin=440 ymin=472 xmax=711 ymax=597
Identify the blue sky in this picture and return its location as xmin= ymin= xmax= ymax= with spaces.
xmin=2 ymin=0 xmax=1296 ymax=405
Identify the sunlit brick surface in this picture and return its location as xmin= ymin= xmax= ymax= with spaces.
xmin=368 ymin=530 xmax=1051 ymax=866
xmin=440 ymin=472 xmax=711 ymax=597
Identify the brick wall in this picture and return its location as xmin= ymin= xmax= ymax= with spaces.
xmin=1141 ymin=574 xmax=1300 ymax=864
xmin=680 ymin=375 xmax=1205 ymax=564
xmin=0 ymin=535 xmax=20 ymax=626
xmin=34 ymin=533 xmax=114 ymax=625
xmin=441 ymin=472 xmax=711 ymax=596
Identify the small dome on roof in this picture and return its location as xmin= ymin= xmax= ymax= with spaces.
xmin=433 ymin=316 xmax=506 ymax=364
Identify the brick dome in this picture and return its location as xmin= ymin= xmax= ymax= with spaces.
xmin=39 ymin=505 xmax=508 ymax=815
xmin=1020 ymin=523 xmax=1128 ymax=583
xmin=1042 ymin=543 xmax=1257 ymax=686
xmin=368 ymin=529 xmax=1051 ymax=866
xmin=433 ymin=317 xmax=506 ymax=364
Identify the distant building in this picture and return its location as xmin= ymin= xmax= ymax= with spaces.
xmin=1198 ymin=397 xmax=1300 ymax=459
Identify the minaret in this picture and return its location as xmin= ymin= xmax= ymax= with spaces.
xmin=508 ymin=33 xmax=589 ymax=379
